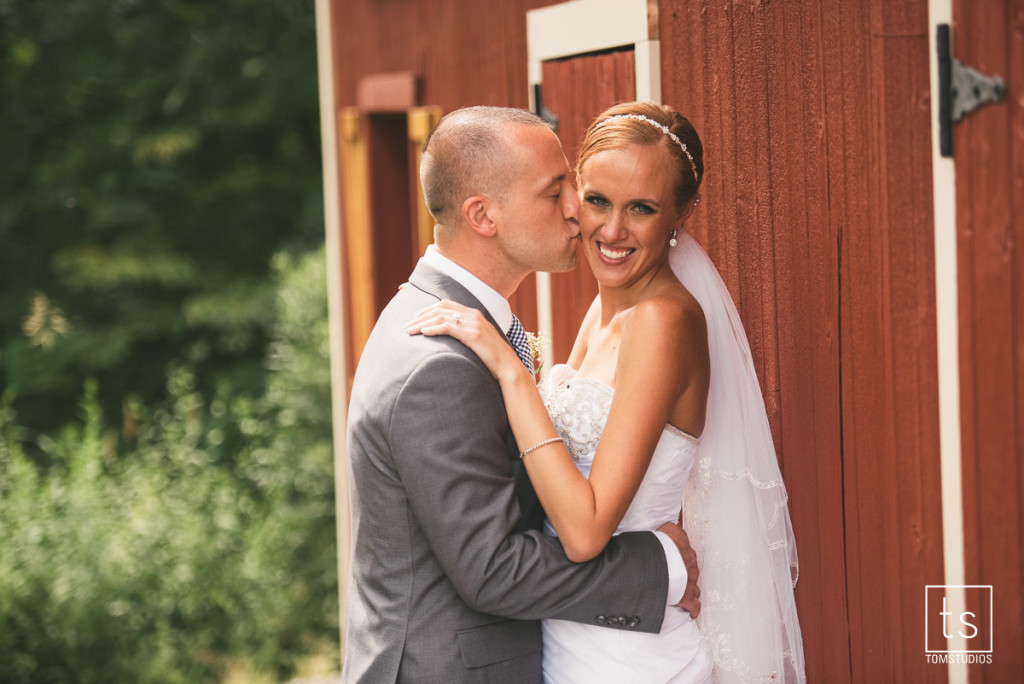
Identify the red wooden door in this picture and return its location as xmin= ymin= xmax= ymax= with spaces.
xmin=538 ymin=50 xmax=637 ymax=361
xmin=660 ymin=1 xmax=944 ymax=681
xmin=954 ymin=0 xmax=1024 ymax=681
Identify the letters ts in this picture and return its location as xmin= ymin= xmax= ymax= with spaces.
xmin=940 ymin=597 xmax=979 ymax=640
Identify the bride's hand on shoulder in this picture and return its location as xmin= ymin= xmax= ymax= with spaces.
xmin=407 ymin=300 xmax=527 ymax=383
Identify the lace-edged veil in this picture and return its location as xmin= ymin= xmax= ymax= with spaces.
xmin=672 ymin=230 xmax=806 ymax=683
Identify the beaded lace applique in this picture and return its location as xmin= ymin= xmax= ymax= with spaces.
xmin=540 ymin=373 xmax=699 ymax=463
xmin=541 ymin=376 xmax=613 ymax=463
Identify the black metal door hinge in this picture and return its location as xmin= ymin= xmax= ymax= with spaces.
xmin=937 ymin=24 xmax=1007 ymax=157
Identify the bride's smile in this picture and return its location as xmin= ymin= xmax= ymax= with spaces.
xmin=596 ymin=243 xmax=635 ymax=260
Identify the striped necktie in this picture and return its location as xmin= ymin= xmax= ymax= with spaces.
xmin=506 ymin=314 xmax=534 ymax=374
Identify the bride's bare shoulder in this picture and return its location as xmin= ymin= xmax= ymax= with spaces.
xmin=619 ymin=292 xmax=709 ymax=400
xmin=619 ymin=290 xmax=708 ymax=379
xmin=629 ymin=288 xmax=706 ymax=341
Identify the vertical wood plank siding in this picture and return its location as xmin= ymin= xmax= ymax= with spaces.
xmin=955 ymin=0 xmax=1024 ymax=680
xmin=660 ymin=1 xmax=943 ymax=681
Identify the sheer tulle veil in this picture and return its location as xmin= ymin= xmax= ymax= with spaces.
xmin=671 ymin=230 xmax=806 ymax=683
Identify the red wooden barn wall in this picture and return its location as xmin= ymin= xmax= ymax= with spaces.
xmin=333 ymin=0 xmax=557 ymax=336
xmin=660 ymin=1 xmax=943 ymax=681
xmin=954 ymin=0 xmax=1024 ymax=681
xmin=325 ymin=0 xmax=1007 ymax=680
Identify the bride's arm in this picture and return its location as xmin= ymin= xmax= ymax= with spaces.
xmin=407 ymin=297 xmax=707 ymax=563
xmin=584 ymin=298 xmax=708 ymax=547
xmin=555 ymin=296 xmax=706 ymax=560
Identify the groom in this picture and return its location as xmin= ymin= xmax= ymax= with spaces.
xmin=342 ymin=106 xmax=698 ymax=684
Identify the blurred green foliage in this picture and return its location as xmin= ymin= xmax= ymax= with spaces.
xmin=0 ymin=0 xmax=337 ymax=680
xmin=0 ymin=0 xmax=324 ymax=437
xmin=0 ymin=249 xmax=338 ymax=683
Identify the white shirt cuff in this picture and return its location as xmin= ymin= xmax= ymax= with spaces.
xmin=653 ymin=530 xmax=687 ymax=605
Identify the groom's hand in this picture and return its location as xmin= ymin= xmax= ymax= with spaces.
xmin=656 ymin=521 xmax=701 ymax=618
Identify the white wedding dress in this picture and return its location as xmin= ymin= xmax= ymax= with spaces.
xmin=538 ymin=364 xmax=714 ymax=684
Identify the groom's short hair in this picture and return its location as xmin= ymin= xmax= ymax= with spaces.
xmin=420 ymin=106 xmax=550 ymax=235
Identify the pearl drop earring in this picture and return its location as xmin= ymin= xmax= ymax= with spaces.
xmin=669 ymin=229 xmax=678 ymax=248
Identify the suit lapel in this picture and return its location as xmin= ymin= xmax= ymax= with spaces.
xmin=406 ymin=261 xmax=508 ymax=342
xmin=406 ymin=261 xmax=544 ymax=529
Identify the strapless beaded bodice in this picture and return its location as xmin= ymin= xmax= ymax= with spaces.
xmin=538 ymin=364 xmax=699 ymax=534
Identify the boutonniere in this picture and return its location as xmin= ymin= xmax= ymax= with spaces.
xmin=525 ymin=331 xmax=549 ymax=378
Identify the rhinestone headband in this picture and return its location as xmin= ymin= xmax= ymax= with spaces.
xmin=597 ymin=113 xmax=699 ymax=183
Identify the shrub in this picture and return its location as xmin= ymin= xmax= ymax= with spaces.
xmin=0 ymin=248 xmax=337 ymax=683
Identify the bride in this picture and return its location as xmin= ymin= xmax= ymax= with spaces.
xmin=407 ymin=102 xmax=805 ymax=683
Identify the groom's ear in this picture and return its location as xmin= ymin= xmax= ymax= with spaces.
xmin=462 ymin=195 xmax=498 ymax=237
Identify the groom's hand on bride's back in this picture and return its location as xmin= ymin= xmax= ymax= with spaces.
xmin=656 ymin=521 xmax=701 ymax=618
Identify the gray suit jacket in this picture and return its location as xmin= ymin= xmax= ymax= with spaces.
xmin=342 ymin=262 xmax=669 ymax=684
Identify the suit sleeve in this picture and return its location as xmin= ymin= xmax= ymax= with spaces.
xmin=389 ymin=351 xmax=670 ymax=633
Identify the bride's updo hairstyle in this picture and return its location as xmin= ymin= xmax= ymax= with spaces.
xmin=576 ymin=102 xmax=704 ymax=213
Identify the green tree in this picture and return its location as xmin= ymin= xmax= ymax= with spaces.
xmin=0 ymin=0 xmax=323 ymax=440
xmin=0 ymin=247 xmax=337 ymax=684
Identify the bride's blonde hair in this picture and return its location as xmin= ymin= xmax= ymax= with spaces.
xmin=577 ymin=102 xmax=704 ymax=213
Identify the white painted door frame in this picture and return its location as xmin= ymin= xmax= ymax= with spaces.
xmin=928 ymin=0 xmax=968 ymax=680
xmin=314 ymin=0 xmax=352 ymax=632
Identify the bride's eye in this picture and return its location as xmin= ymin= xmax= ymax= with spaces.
xmin=632 ymin=203 xmax=656 ymax=215
xmin=584 ymin=194 xmax=609 ymax=208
